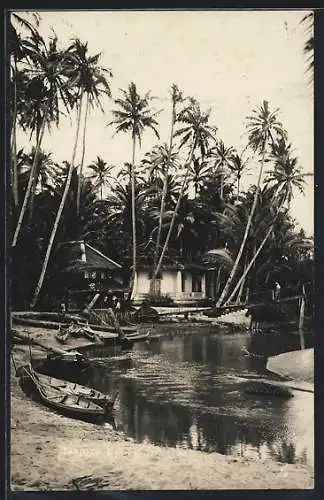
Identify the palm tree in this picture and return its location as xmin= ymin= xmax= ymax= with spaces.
xmin=117 ymin=162 xmax=147 ymax=187
xmin=228 ymin=153 xmax=249 ymax=202
xmin=209 ymin=140 xmax=236 ymax=199
xmin=31 ymin=40 xmax=112 ymax=308
xmin=223 ymin=186 xmax=281 ymax=305
xmin=301 ymin=12 xmax=314 ymax=82
xmin=224 ymin=142 xmax=312 ymax=306
xmin=10 ymin=12 xmax=41 ymax=38
xmin=142 ymin=143 xmax=180 ymax=185
xmin=107 ymin=82 xmax=161 ymax=297
xmin=17 ymin=147 xmax=56 ymax=223
xmin=12 ymin=33 xmax=74 ymax=248
xmin=30 ymin=93 xmax=83 ymax=308
xmin=147 ymin=85 xmax=183 ymax=289
xmin=65 ymin=38 xmax=112 ymax=214
xmin=265 ymin=139 xmax=312 ymax=210
xmin=152 ymin=196 xmax=206 ymax=260
xmin=87 ymin=156 xmax=115 ymax=200
xmin=107 ymin=182 xmax=153 ymax=264
xmin=216 ymin=100 xmax=286 ymax=307
xmin=188 ymin=155 xmax=212 ymax=197
xmin=152 ymin=98 xmax=217 ymax=284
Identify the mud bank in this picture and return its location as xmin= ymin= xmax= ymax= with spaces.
xmin=10 ymin=342 xmax=314 ymax=491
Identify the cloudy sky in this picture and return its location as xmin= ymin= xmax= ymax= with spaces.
xmin=16 ymin=10 xmax=314 ymax=234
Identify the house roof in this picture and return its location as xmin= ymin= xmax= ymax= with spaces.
xmin=85 ymin=243 xmax=121 ymax=270
xmin=59 ymin=241 xmax=121 ymax=271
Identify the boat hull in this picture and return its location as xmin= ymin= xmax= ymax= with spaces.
xmin=19 ymin=365 xmax=109 ymax=422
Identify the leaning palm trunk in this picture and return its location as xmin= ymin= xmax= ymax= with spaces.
xmin=152 ymin=141 xmax=196 ymax=284
xmin=30 ymin=97 xmax=84 ymax=309
xmin=216 ymin=150 xmax=266 ymax=307
xmin=77 ymin=92 xmax=89 ymax=215
xmin=128 ymin=135 xmax=137 ymax=301
xmin=12 ymin=111 xmax=47 ymax=248
xmin=28 ymin=126 xmax=44 ymax=225
xmin=149 ymin=100 xmax=177 ymax=294
xmin=27 ymin=159 xmax=39 ymax=225
xmin=236 ymin=252 xmax=248 ymax=303
xmin=223 ymin=224 xmax=274 ymax=306
xmin=224 ymin=195 xmax=284 ymax=308
xmin=225 ymin=197 xmax=285 ymax=306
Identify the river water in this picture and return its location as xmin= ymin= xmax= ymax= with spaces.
xmin=63 ymin=324 xmax=314 ymax=466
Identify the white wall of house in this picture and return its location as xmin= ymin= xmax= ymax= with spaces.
xmin=160 ymin=270 xmax=178 ymax=296
xmin=132 ymin=268 xmax=207 ymax=304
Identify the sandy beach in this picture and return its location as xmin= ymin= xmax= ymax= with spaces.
xmin=10 ymin=328 xmax=314 ymax=491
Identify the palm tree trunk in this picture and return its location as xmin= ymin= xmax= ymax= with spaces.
xmin=27 ymin=158 xmax=39 ymax=225
xmin=223 ymin=224 xmax=273 ymax=306
xmin=77 ymin=92 xmax=89 ymax=215
xmin=236 ymin=252 xmax=247 ymax=303
xmin=149 ymin=98 xmax=177 ymax=294
xmin=224 ymin=196 xmax=285 ymax=306
xmin=237 ymin=175 xmax=241 ymax=202
xmin=28 ymin=128 xmax=43 ymax=225
xmin=220 ymin=169 xmax=224 ymax=199
xmin=128 ymin=134 xmax=137 ymax=300
xmin=152 ymin=141 xmax=196 ymax=284
xmin=12 ymin=111 xmax=47 ymax=248
xmin=30 ymin=96 xmax=84 ymax=309
xmin=216 ymin=149 xmax=266 ymax=307
xmin=216 ymin=266 xmax=222 ymax=295
xmin=11 ymin=59 xmax=19 ymax=208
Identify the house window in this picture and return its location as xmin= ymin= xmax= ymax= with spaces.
xmin=181 ymin=272 xmax=186 ymax=292
xmin=192 ymin=273 xmax=202 ymax=293
xmin=100 ymin=272 xmax=105 ymax=279
xmin=91 ymin=271 xmax=96 ymax=279
xmin=84 ymin=271 xmax=89 ymax=279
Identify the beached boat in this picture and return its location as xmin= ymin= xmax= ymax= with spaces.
xmin=24 ymin=366 xmax=117 ymax=408
xmin=11 ymin=312 xmax=138 ymax=335
xmin=46 ymin=349 xmax=90 ymax=366
xmin=55 ymin=323 xmax=103 ymax=345
xmin=20 ymin=364 xmax=109 ymax=421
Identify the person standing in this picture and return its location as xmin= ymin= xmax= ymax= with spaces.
xmin=273 ymin=281 xmax=281 ymax=301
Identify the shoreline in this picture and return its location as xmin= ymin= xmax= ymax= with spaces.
xmin=10 ymin=337 xmax=314 ymax=491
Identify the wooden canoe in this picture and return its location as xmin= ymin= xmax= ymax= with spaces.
xmin=11 ymin=312 xmax=137 ymax=334
xmin=29 ymin=368 xmax=117 ymax=408
xmin=55 ymin=325 xmax=103 ymax=345
xmin=46 ymin=349 xmax=89 ymax=365
xmin=20 ymin=364 xmax=108 ymax=420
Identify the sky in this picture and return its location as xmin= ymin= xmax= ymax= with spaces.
xmin=15 ymin=10 xmax=314 ymax=235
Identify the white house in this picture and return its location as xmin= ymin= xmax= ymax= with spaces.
xmin=131 ymin=263 xmax=208 ymax=305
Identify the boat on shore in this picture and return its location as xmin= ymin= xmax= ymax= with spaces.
xmin=21 ymin=365 xmax=118 ymax=408
xmin=11 ymin=311 xmax=137 ymax=335
xmin=19 ymin=364 xmax=112 ymax=422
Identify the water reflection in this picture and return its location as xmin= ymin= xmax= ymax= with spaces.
xmin=55 ymin=326 xmax=314 ymax=466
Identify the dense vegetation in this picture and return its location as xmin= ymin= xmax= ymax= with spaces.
xmin=9 ymin=13 xmax=314 ymax=310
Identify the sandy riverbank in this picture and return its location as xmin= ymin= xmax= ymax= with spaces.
xmin=10 ymin=337 xmax=314 ymax=491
